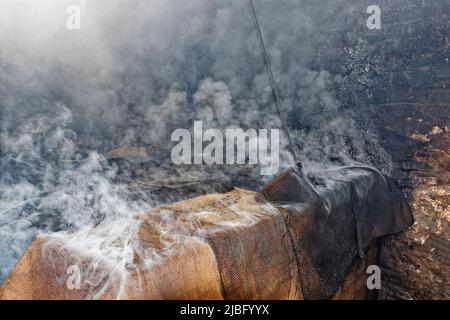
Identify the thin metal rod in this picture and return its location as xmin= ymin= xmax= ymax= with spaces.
xmin=248 ymin=0 xmax=298 ymax=163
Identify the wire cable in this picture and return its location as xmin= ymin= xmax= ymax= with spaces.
xmin=248 ymin=0 xmax=299 ymax=163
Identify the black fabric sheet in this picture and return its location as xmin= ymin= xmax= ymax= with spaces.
xmin=256 ymin=163 xmax=414 ymax=299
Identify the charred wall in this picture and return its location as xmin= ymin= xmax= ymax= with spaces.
xmin=307 ymin=0 xmax=449 ymax=299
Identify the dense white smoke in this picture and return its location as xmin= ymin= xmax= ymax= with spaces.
xmin=0 ymin=0 xmax=392 ymax=284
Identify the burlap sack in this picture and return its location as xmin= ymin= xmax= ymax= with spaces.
xmin=1 ymin=189 xmax=301 ymax=300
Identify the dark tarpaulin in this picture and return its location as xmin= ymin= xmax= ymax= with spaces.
xmin=256 ymin=163 xmax=414 ymax=299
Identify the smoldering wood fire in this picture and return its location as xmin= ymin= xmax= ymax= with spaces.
xmin=0 ymin=0 xmax=448 ymax=301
